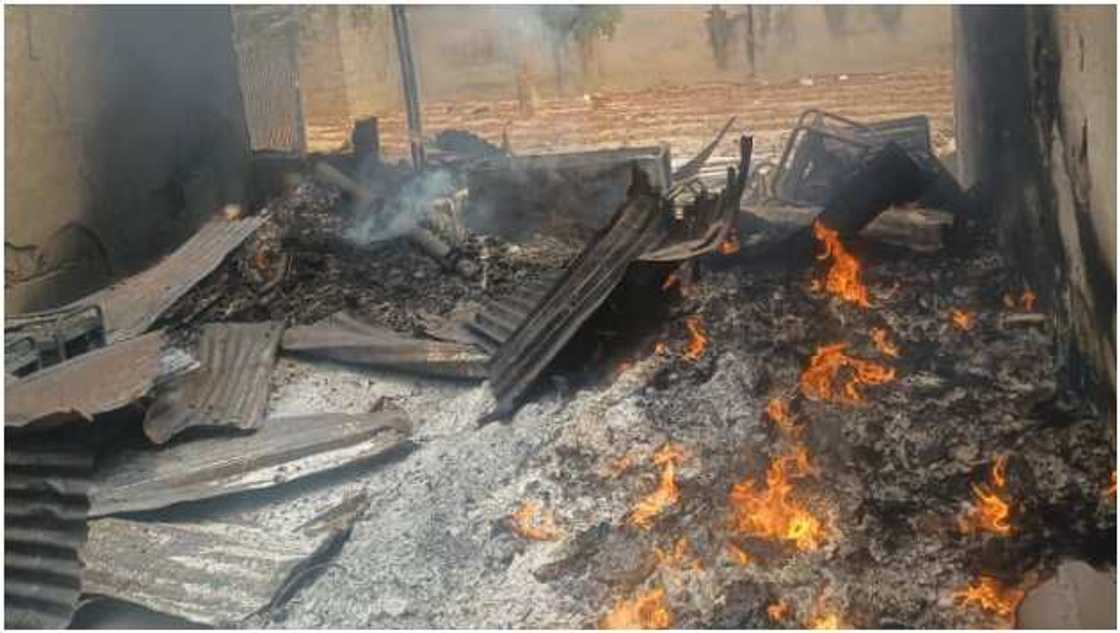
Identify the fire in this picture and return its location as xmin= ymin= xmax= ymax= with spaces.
xmin=767 ymin=601 xmax=789 ymax=622
xmin=629 ymin=443 xmax=686 ymax=530
xmin=599 ymin=587 xmax=673 ymax=629
xmin=718 ymin=229 xmax=741 ymax=255
xmin=1020 ymin=289 xmax=1037 ymax=311
xmin=812 ymin=220 xmax=870 ymax=308
xmin=654 ymin=340 xmax=668 ymax=356
xmin=809 ymin=614 xmax=842 ymax=629
xmin=656 ymin=538 xmax=702 ymax=572
xmin=510 ymin=502 xmax=562 ymax=541
xmin=682 ymin=316 xmax=708 ymax=362
xmin=950 ymin=308 xmax=975 ymax=331
xmin=1106 ymin=471 xmax=1116 ymax=500
xmin=953 ymin=576 xmax=1024 ymax=621
xmin=724 ymin=542 xmax=751 ymax=567
xmin=800 ymin=343 xmax=896 ymax=404
xmin=729 ymin=446 xmax=826 ymax=551
xmin=661 ymin=273 xmax=680 ymax=292
xmin=870 ymin=327 xmax=900 ymax=358
xmin=960 ymin=457 xmax=1013 ymax=536
xmin=766 ymin=398 xmax=797 ymax=436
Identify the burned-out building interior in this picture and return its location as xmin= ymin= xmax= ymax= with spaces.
xmin=3 ymin=4 xmax=1116 ymax=630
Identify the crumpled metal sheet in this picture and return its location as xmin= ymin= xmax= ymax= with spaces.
xmin=89 ymin=408 xmax=412 ymax=517
xmin=143 ymin=322 xmax=285 ymax=444
xmin=282 ymin=312 xmax=490 ymax=380
xmin=4 ymin=331 xmax=166 ymax=428
xmin=670 ymin=116 xmax=737 ymax=183
xmin=81 ymin=510 xmax=360 ymax=627
xmin=484 ymin=168 xmax=673 ymax=420
xmin=4 ymin=437 xmax=93 ymax=629
xmin=64 ymin=215 xmax=266 ymax=343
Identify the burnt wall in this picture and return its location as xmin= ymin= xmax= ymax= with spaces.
xmin=5 ymin=6 xmax=250 ymax=313
xmin=953 ymin=6 xmax=1116 ymax=413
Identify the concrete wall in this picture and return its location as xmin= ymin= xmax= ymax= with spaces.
xmin=5 ymin=6 xmax=250 ymax=313
xmin=954 ymin=6 xmax=1116 ymax=414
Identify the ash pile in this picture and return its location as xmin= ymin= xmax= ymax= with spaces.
xmin=5 ymin=113 xmax=1114 ymax=629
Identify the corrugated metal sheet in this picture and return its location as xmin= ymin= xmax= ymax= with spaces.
xmin=4 ymin=437 xmax=93 ymax=629
xmin=484 ymin=173 xmax=673 ymax=420
xmin=4 ymin=331 xmax=166 ymax=428
xmin=89 ymin=408 xmax=412 ymax=517
xmin=81 ymin=513 xmax=354 ymax=627
xmin=282 ymin=312 xmax=490 ymax=380
xmin=64 ymin=216 xmax=266 ymax=343
xmin=143 ymin=322 xmax=285 ymax=444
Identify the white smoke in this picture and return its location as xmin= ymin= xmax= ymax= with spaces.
xmin=345 ymin=169 xmax=458 ymax=245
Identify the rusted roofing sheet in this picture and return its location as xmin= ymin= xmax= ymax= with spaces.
xmin=64 ymin=215 xmax=266 ymax=343
xmin=484 ymin=169 xmax=673 ymax=420
xmin=4 ymin=437 xmax=93 ymax=629
xmin=89 ymin=408 xmax=412 ymax=516
xmin=4 ymin=331 xmax=167 ymax=428
xmin=143 ymin=322 xmax=284 ymax=444
xmin=81 ymin=512 xmax=357 ymax=627
xmin=282 ymin=312 xmax=490 ymax=380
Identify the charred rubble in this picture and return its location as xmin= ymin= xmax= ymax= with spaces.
xmin=4 ymin=112 xmax=1115 ymax=629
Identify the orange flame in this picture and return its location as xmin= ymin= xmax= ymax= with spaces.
xmin=1020 ymin=289 xmax=1037 ymax=312
xmin=718 ymin=229 xmax=741 ymax=255
xmin=809 ymin=614 xmax=842 ymax=629
xmin=683 ymin=317 xmax=709 ymax=362
xmin=654 ymin=341 xmax=668 ymax=356
xmin=812 ymin=221 xmax=870 ymax=308
xmin=766 ymin=398 xmax=797 ymax=436
xmin=729 ymin=446 xmax=826 ymax=551
xmin=724 ymin=542 xmax=751 ymax=567
xmin=629 ymin=444 xmax=686 ymax=530
xmin=510 ymin=502 xmax=562 ymax=541
xmin=767 ymin=601 xmax=789 ymax=622
xmin=600 ymin=587 xmax=673 ymax=629
xmin=950 ymin=309 xmax=975 ymax=331
xmin=870 ymin=327 xmax=900 ymax=358
xmin=953 ymin=576 xmax=1024 ymax=621
xmin=800 ymin=343 xmax=896 ymax=404
xmin=661 ymin=273 xmax=680 ymax=292
xmin=960 ymin=457 xmax=1013 ymax=536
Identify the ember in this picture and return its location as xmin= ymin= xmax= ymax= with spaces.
xmin=800 ymin=343 xmax=896 ymax=404
xmin=1020 ymin=289 xmax=1037 ymax=311
xmin=960 ymin=456 xmax=1013 ymax=536
xmin=870 ymin=326 xmax=900 ymax=358
xmin=599 ymin=587 xmax=673 ymax=629
xmin=718 ymin=229 xmax=741 ymax=255
xmin=724 ymin=542 xmax=751 ymax=567
xmin=809 ymin=613 xmax=842 ymax=629
xmin=682 ymin=316 xmax=708 ymax=362
xmin=654 ymin=341 xmax=668 ymax=356
xmin=767 ymin=601 xmax=789 ymax=622
xmin=812 ymin=220 xmax=870 ymax=308
xmin=1107 ymin=471 xmax=1116 ymax=500
xmin=661 ymin=273 xmax=681 ymax=292
xmin=629 ymin=443 xmax=686 ymax=530
xmin=510 ymin=501 xmax=562 ymax=541
xmin=950 ymin=308 xmax=975 ymax=331
xmin=953 ymin=576 xmax=1024 ymax=622
xmin=728 ymin=446 xmax=826 ymax=551
xmin=766 ymin=398 xmax=797 ymax=436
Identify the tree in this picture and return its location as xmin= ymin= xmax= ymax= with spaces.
xmin=538 ymin=6 xmax=623 ymax=94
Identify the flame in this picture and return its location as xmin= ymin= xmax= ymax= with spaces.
xmin=767 ymin=601 xmax=789 ymax=622
xmin=654 ymin=341 xmax=668 ymax=356
xmin=870 ymin=327 xmax=900 ymax=358
xmin=510 ymin=502 xmax=562 ymax=541
xmin=953 ymin=576 xmax=1024 ymax=621
xmin=724 ymin=542 xmax=751 ymax=567
xmin=656 ymin=538 xmax=702 ymax=572
xmin=661 ymin=273 xmax=680 ymax=292
xmin=729 ymin=446 xmax=826 ymax=551
xmin=629 ymin=444 xmax=686 ymax=530
xmin=800 ymin=343 xmax=896 ymax=404
xmin=766 ymin=398 xmax=797 ymax=436
xmin=809 ymin=614 xmax=842 ymax=629
xmin=1021 ymin=289 xmax=1037 ymax=312
xmin=960 ymin=457 xmax=1013 ymax=536
xmin=950 ymin=308 xmax=975 ymax=331
xmin=599 ymin=587 xmax=673 ymax=629
xmin=718 ymin=229 xmax=741 ymax=255
xmin=812 ymin=221 xmax=871 ymax=307
xmin=683 ymin=317 xmax=709 ymax=362
xmin=1106 ymin=471 xmax=1116 ymax=500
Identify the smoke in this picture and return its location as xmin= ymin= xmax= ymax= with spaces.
xmin=345 ymin=169 xmax=458 ymax=245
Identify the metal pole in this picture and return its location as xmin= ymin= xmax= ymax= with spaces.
xmin=391 ymin=5 xmax=425 ymax=169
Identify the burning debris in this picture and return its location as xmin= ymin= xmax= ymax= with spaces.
xmin=870 ymin=326 xmax=900 ymax=358
xmin=953 ymin=576 xmax=1025 ymax=623
xmin=628 ymin=443 xmax=686 ymax=531
xmin=510 ymin=502 xmax=563 ymax=542
xmin=959 ymin=455 xmax=1014 ymax=536
xmin=682 ymin=316 xmax=709 ymax=362
xmin=767 ymin=601 xmax=790 ymax=623
xmin=599 ymin=587 xmax=673 ymax=630
xmin=799 ymin=342 xmax=896 ymax=404
xmin=811 ymin=220 xmax=871 ymax=307
xmin=949 ymin=307 xmax=975 ymax=331
xmin=728 ymin=445 xmax=827 ymax=552
xmin=766 ymin=398 xmax=798 ymax=437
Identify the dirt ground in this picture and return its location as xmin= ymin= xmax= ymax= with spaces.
xmin=309 ymin=67 xmax=956 ymax=162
